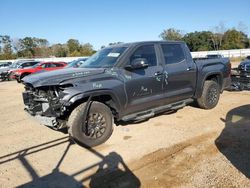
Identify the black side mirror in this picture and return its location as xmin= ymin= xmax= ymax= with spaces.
xmin=125 ymin=58 xmax=149 ymax=70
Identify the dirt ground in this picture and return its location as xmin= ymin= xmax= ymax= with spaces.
xmin=0 ymin=81 xmax=249 ymax=188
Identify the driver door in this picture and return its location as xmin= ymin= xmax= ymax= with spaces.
xmin=123 ymin=44 xmax=165 ymax=114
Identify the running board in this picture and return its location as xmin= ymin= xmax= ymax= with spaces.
xmin=122 ymin=98 xmax=193 ymax=122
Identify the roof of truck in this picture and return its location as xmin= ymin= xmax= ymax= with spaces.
xmin=107 ymin=40 xmax=185 ymax=48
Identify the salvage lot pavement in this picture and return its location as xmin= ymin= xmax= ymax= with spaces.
xmin=0 ymin=81 xmax=249 ymax=187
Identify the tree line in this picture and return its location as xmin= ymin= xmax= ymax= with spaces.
xmin=0 ymin=36 xmax=96 ymax=60
xmin=160 ymin=23 xmax=250 ymax=51
xmin=0 ymin=23 xmax=249 ymax=60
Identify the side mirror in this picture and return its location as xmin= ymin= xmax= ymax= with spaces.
xmin=37 ymin=66 xmax=42 ymax=69
xmin=125 ymin=58 xmax=149 ymax=70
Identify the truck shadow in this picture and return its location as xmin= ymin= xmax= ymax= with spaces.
xmin=215 ymin=105 xmax=250 ymax=179
xmin=0 ymin=137 xmax=140 ymax=187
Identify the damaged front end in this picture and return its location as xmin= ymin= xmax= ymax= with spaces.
xmin=22 ymin=83 xmax=71 ymax=129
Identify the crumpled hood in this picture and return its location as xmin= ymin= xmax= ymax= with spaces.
xmin=22 ymin=68 xmax=105 ymax=87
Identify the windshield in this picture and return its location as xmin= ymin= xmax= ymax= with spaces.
xmin=80 ymin=47 xmax=127 ymax=68
xmin=9 ymin=63 xmax=20 ymax=68
xmin=66 ymin=58 xmax=88 ymax=68
xmin=31 ymin=63 xmax=42 ymax=68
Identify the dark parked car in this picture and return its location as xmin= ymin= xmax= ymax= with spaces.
xmin=22 ymin=41 xmax=231 ymax=147
xmin=231 ymin=60 xmax=250 ymax=90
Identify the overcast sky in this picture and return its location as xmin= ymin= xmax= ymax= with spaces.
xmin=1 ymin=0 xmax=250 ymax=49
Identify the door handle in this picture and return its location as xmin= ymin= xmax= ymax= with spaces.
xmin=154 ymin=71 xmax=163 ymax=76
xmin=187 ymin=67 xmax=195 ymax=71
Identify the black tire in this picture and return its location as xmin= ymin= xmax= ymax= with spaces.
xmin=7 ymin=72 xmax=15 ymax=81
xmin=18 ymin=73 xmax=29 ymax=83
xmin=197 ymin=80 xmax=220 ymax=109
xmin=68 ymin=101 xmax=114 ymax=147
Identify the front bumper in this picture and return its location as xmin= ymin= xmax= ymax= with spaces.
xmin=24 ymin=109 xmax=58 ymax=127
xmin=23 ymin=91 xmax=63 ymax=116
xmin=22 ymin=85 xmax=69 ymax=129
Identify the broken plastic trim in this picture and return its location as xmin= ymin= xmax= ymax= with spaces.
xmin=82 ymin=95 xmax=93 ymax=133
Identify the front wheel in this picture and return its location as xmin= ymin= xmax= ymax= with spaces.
xmin=196 ymin=80 xmax=220 ymax=109
xmin=68 ymin=101 xmax=114 ymax=147
xmin=7 ymin=72 xmax=15 ymax=81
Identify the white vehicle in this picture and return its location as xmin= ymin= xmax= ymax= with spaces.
xmin=0 ymin=62 xmax=12 ymax=69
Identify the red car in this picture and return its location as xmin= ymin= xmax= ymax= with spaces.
xmin=12 ymin=61 xmax=67 ymax=82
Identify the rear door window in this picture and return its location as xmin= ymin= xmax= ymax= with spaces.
xmin=161 ymin=44 xmax=185 ymax=65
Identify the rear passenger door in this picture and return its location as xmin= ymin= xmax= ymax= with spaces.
xmin=160 ymin=43 xmax=196 ymax=104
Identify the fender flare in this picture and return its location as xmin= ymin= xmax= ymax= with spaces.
xmin=195 ymin=71 xmax=223 ymax=98
xmin=68 ymin=90 xmax=122 ymax=115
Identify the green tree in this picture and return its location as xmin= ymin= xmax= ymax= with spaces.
xmin=222 ymin=29 xmax=249 ymax=49
xmin=33 ymin=38 xmax=49 ymax=57
xmin=17 ymin=37 xmax=50 ymax=57
xmin=79 ymin=43 xmax=95 ymax=56
xmin=159 ymin=28 xmax=183 ymax=41
xmin=0 ymin=35 xmax=14 ymax=59
xmin=182 ymin=31 xmax=214 ymax=51
xmin=51 ymin=44 xmax=68 ymax=57
xmin=67 ymin=39 xmax=80 ymax=55
xmin=18 ymin=37 xmax=37 ymax=57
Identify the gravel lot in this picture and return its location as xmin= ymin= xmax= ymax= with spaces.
xmin=0 ymin=81 xmax=249 ymax=188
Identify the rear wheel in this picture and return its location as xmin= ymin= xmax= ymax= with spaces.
xmin=197 ymin=80 xmax=220 ymax=109
xmin=68 ymin=101 xmax=114 ymax=147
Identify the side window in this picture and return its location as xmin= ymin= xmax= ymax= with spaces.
xmin=30 ymin=61 xmax=39 ymax=66
xmin=161 ymin=44 xmax=185 ymax=64
xmin=53 ymin=63 xmax=63 ymax=67
xmin=48 ymin=63 xmax=57 ymax=68
xmin=40 ymin=63 xmax=48 ymax=68
xmin=25 ymin=62 xmax=36 ymax=67
xmin=130 ymin=45 xmax=157 ymax=67
xmin=21 ymin=62 xmax=30 ymax=68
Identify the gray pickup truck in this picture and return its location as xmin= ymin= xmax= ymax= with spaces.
xmin=22 ymin=41 xmax=231 ymax=147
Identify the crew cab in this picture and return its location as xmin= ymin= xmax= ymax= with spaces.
xmin=13 ymin=61 xmax=67 ymax=82
xmin=22 ymin=41 xmax=231 ymax=147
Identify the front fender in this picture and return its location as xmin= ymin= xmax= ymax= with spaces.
xmin=66 ymin=89 xmax=124 ymax=116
